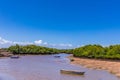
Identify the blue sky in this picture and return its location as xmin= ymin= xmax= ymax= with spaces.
xmin=0 ymin=0 xmax=120 ymax=48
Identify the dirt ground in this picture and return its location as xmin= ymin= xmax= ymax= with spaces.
xmin=68 ymin=55 xmax=120 ymax=77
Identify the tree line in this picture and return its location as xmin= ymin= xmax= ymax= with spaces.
xmin=73 ymin=44 xmax=120 ymax=59
xmin=8 ymin=44 xmax=72 ymax=55
xmin=8 ymin=44 xmax=120 ymax=59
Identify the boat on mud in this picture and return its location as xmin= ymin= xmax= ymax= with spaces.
xmin=54 ymin=56 xmax=60 ymax=58
xmin=60 ymin=70 xmax=85 ymax=75
xmin=10 ymin=55 xmax=20 ymax=59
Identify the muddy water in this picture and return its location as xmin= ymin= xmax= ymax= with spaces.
xmin=0 ymin=53 xmax=119 ymax=80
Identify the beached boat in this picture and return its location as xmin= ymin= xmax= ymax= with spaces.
xmin=60 ymin=70 xmax=85 ymax=75
xmin=10 ymin=55 xmax=20 ymax=59
xmin=54 ymin=56 xmax=60 ymax=58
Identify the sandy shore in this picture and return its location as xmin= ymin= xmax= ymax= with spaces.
xmin=68 ymin=55 xmax=120 ymax=77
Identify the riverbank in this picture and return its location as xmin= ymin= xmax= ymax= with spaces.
xmin=68 ymin=55 xmax=120 ymax=77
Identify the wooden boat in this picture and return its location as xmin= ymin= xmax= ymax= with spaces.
xmin=10 ymin=55 xmax=20 ymax=59
xmin=54 ymin=56 xmax=60 ymax=58
xmin=60 ymin=70 xmax=85 ymax=75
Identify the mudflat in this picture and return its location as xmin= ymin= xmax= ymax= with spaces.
xmin=69 ymin=55 xmax=120 ymax=77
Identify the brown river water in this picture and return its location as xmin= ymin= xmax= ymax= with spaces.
xmin=0 ymin=53 xmax=119 ymax=80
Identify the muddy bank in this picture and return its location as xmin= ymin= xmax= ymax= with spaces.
xmin=0 ymin=52 xmax=13 ymax=57
xmin=0 ymin=49 xmax=13 ymax=57
xmin=68 ymin=55 xmax=120 ymax=77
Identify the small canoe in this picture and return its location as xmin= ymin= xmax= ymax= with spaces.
xmin=54 ymin=56 xmax=60 ymax=58
xmin=10 ymin=55 xmax=20 ymax=59
xmin=60 ymin=70 xmax=85 ymax=75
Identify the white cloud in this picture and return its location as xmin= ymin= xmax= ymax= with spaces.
xmin=34 ymin=40 xmax=42 ymax=44
xmin=49 ymin=43 xmax=73 ymax=49
xmin=0 ymin=37 xmax=73 ymax=49
xmin=0 ymin=37 xmax=12 ymax=44
xmin=59 ymin=44 xmax=72 ymax=47
xmin=13 ymin=42 xmax=33 ymax=45
xmin=43 ymin=42 xmax=48 ymax=45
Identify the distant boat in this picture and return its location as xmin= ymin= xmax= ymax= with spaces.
xmin=54 ymin=56 xmax=60 ymax=58
xmin=60 ymin=70 xmax=85 ymax=75
xmin=10 ymin=55 xmax=20 ymax=59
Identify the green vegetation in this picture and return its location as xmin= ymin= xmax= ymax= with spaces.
xmin=8 ymin=44 xmax=120 ymax=59
xmin=8 ymin=44 xmax=72 ymax=55
xmin=59 ymin=49 xmax=73 ymax=54
xmin=73 ymin=44 xmax=120 ymax=59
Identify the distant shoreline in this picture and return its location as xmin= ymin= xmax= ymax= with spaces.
xmin=68 ymin=55 xmax=120 ymax=77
